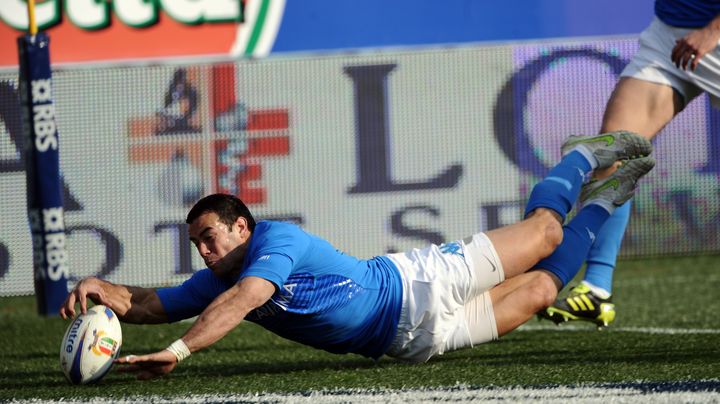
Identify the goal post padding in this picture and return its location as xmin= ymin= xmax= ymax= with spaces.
xmin=18 ymin=32 xmax=68 ymax=316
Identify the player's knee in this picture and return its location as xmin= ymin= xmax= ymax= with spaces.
xmin=533 ymin=209 xmax=563 ymax=257
xmin=528 ymin=272 xmax=559 ymax=309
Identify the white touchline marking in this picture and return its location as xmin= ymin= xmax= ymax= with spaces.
xmin=20 ymin=383 xmax=720 ymax=404
xmin=517 ymin=324 xmax=720 ymax=334
xmin=614 ymin=274 xmax=720 ymax=286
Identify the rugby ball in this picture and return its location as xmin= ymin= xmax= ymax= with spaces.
xmin=60 ymin=305 xmax=122 ymax=384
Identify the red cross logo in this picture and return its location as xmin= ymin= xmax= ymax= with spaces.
xmin=127 ymin=64 xmax=290 ymax=206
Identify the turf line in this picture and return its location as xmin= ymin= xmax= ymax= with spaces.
xmin=11 ymin=381 xmax=720 ymax=403
xmin=518 ymin=324 xmax=720 ymax=334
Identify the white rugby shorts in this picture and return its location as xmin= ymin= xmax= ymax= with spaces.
xmin=384 ymin=232 xmax=504 ymax=363
xmin=622 ymin=17 xmax=720 ymax=107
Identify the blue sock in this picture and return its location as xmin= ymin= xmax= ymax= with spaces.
xmin=524 ymin=151 xmax=592 ymax=221
xmin=535 ymin=204 xmax=610 ymax=288
xmin=583 ymin=200 xmax=631 ymax=294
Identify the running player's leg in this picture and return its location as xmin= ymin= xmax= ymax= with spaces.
xmin=601 ymin=77 xmax=680 ymax=138
xmin=582 ymin=77 xmax=679 ymax=291
xmin=582 ymin=200 xmax=631 ymax=296
xmin=550 ymin=78 xmax=679 ymax=322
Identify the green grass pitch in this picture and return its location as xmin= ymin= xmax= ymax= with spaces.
xmin=1 ymin=255 xmax=719 ymax=401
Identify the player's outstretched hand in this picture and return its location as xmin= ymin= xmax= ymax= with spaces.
xmin=59 ymin=277 xmax=109 ymax=319
xmin=115 ymin=350 xmax=178 ymax=380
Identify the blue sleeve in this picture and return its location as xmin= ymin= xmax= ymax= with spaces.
xmin=240 ymin=225 xmax=311 ymax=289
xmin=156 ymin=269 xmax=229 ymax=322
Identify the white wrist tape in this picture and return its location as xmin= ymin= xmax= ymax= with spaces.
xmin=165 ymin=339 xmax=191 ymax=362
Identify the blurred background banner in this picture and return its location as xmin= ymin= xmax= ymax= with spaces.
xmin=0 ymin=0 xmax=656 ymax=66
xmin=1 ymin=0 xmax=718 ymax=297
xmin=1 ymin=37 xmax=718 ymax=296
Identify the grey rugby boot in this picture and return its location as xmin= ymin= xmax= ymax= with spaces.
xmin=561 ymin=131 xmax=653 ymax=170
xmin=580 ymin=156 xmax=656 ymax=207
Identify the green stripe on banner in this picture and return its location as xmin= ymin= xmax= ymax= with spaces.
xmin=245 ymin=0 xmax=270 ymax=57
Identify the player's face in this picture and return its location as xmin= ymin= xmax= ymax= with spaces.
xmin=188 ymin=212 xmax=249 ymax=277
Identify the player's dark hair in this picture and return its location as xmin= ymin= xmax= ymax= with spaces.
xmin=186 ymin=194 xmax=256 ymax=232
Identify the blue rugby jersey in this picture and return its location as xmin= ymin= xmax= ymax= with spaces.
xmin=156 ymin=221 xmax=403 ymax=359
xmin=655 ymin=0 xmax=720 ymax=28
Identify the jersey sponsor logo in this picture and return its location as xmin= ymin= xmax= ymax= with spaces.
xmin=283 ymin=283 xmax=296 ymax=296
xmin=249 ymin=281 xmax=296 ymax=320
xmin=250 ymin=301 xmax=283 ymax=319
xmin=272 ymin=282 xmax=295 ymax=309
xmin=252 ymin=304 xmax=282 ymax=320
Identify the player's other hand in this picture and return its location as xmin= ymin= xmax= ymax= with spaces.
xmin=114 ymin=350 xmax=178 ymax=380
xmin=672 ymin=25 xmax=720 ymax=71
xmin=59 ymin=277 xmax=108 ymax=319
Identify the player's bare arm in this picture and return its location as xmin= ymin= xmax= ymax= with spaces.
xmin=672 ymin=13 xmax=720 ymax=70
xmin=182 ymin=276 xmax=275 ymax=352
xmin=115 ymin=276 xmax=275 ymax=379
xmin=60 ymin=277 xmax=167 ymax=324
